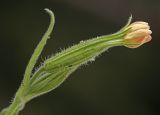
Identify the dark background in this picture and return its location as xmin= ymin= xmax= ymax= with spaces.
xmin=0 ymin=0 xmax=160 ymax=115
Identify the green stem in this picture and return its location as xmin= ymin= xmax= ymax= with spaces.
xmin=4 ymin=96 xmax=25 ymax=115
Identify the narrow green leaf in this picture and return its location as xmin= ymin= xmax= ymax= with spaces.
xmin=22 ymin=9 xmax=55 ymax=86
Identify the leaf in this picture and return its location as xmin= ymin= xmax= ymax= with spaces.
xmin=22 ymin=9 xmax=55 ymax=87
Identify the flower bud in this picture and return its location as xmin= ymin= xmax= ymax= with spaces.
xmin=124 ymin=21 xmax=152 ymax=48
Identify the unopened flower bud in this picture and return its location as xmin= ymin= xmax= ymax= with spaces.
xmin=124 ymin=21 xmax=152 ymax=48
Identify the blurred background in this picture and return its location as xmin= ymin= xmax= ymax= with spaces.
xmin=0 ymin=0 xmax=160 ymax=115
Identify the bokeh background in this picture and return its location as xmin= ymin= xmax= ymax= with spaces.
xmin=0 ymin=0 xmax=160 ymax=115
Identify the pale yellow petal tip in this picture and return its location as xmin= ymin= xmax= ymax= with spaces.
xmin=124 ymin=21 xmax=152 ymax=48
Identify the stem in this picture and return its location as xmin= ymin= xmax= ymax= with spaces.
xmin=4 ymin=96 xmax=25 ymax=115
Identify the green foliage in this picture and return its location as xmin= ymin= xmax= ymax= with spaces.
xmin=0 ymin=9 xmax=137 ymax=115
